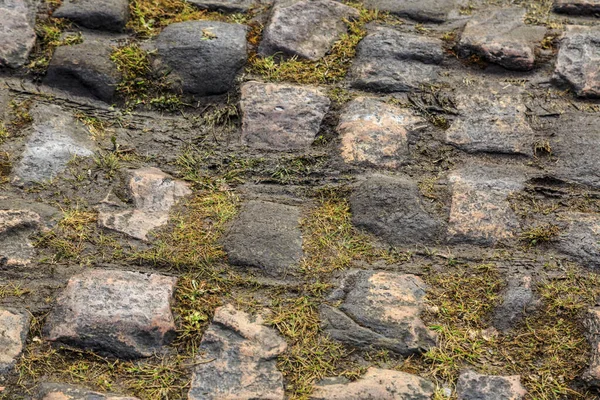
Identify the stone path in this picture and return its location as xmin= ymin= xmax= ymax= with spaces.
xmin=1 ymin=0 xmax=600 ymax=399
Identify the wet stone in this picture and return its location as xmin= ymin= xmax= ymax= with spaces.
xmin=555 ymin=212 xmax=600 ymax=268
xmin=458 ymin=8 xmax=545 ymax=71
xmin=13 ymin=104 xmax=96 ymax=185
xmin=350 ymin=174 xmax=443 ymax=247
xmin=0 ymin=308 xmax=29 ymax=374
xmin=44 ymin=269 xmax=178 ymax=359
xmin=0 ymin=209 xmax=41 ymax=267
xmin=53 ymin=0 xmax=129 ymax=32
xmin=554 ymin=0 xmax=600 ymax=15
xmin=37 ymin=383 xmax=139 ymax=400
xmin=188 ymin=304 xmax=287 ymax=400
xmin=258 ymin=0 xmax=359 ymax=61
xmin=154 ymin=21 xmax=247 ymax=96
xmin=311 ymin=367 xmax=435 ymax=400
xmin=444 ymin=87 xmax=534 ymax=156
xmin=98 ymin=167 xmax=191 ymax=241
xmin=187 ymin=0 xmax=255 ymax=12
xmin=350 ymin=27 xmax=444 ymax=93
xmin=321 ymin=270 xmax=437 ymax=355
xmin=223 ymin=200 xmax=303 ymax=277
xmin=583 ymin=307 xmax=600 ymax=386
xmin=456 ymin=370 xmax=527 ymax=400
xmin=0 ymin=0 xmax=37 ymax=68
xmin=45 ymin=36 xmax=121 ymax=103
xmin=337 ymin=97 xmax=425 ymax=168
xmin=240 ymin=81 xmax=330 ymax=150
xmin=363 ymin=0 xmax=463 ymax=22
xmin=554 ymin=25 xmax=600 ymax=98
xmin=492 ymin=275 xmax=537 ymax=332
xmin=448 ymin=166 xmax=526 ymax=245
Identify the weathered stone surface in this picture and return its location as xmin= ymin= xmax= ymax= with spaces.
xmin=583 ymin=307 xmax=600 ymax=386
xmin=554 ymin=25 xmax=600 ymax=98
xmin=456 ymin=370 xmax=527 ymax=400
xmin=45 ymin=37 xmax=121 ymax=102
xmin=44 ymin=269 xmax=177 ymax=358
xmin=350 ymin=174 xmax=443 ymax=246
xmin=37 ymin=383 xmax=139 ymax=400
xmin=223 ymin=200 xmax=303 ymax=277
xmin=350 ymin=27 xmax=444 ymax=93
xmin=0 ymin=0 xmax=37 ymax=68
xmin=444 ymin=87 xmax=534 ymax=155
xmin=53 ymin=0 xmax=129 ymax=32
xmin=240 ymin=81 xmax=330 ymax=150
xmin=363 ymin=0 xmax=463 ymax=22
xmin=98 ymin=167 xmax=191 ymax=241
xmin=154 ymin=21 xmax=247 ymax=96
xmin=321 ymin=270 xmax=437 ymax=355
xmin=0 ymin=209 xmax=41 ymax=266
xmin=258 ymin=0 xmax=359 ymax=61
xmin=458 ymin=8 xmax=545 ymax=71
xmin=0 ymin=308 xmax=29 ymax=373
xmin=187 ymin=0 xmax=254 ymax=12
xmin=492 ymin=275 xmax=537 ymax=332
xmin=311 ymin=368 xmax=435 ymax=400
xmin=188 ymin=304 xmax=287 ymax=400
xmin=554 ymin=0 xmax=600 ymax=15
xmin=555 ymin=213 xmax=600 ymax=268
xmin=448 ymin=166 xmax=525 ymax=245
xmin=337 ymin=97 xmax=425 ymax=168
xmin=13 ymin=104 xmax=96 ymax=185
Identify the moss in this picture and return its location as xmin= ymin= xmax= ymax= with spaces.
xmin=520 ymin=224 xmax=560 ymax=245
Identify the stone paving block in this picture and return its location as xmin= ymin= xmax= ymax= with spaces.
xmin=363 ymin=0 xmax=464 ymax=22
xmin=0 ymin=308 xmax=29 ymax=374
xmin=53 ymin=0 xmax=129 ymax=32
xmin=583 ymin=307 xmax=600 ymax=386
xmin=492 ymin=275 xmax=537 ymax=332
xmin=0 ymin=209 xmax=41 ymax=266
xmin=554 ymin=0 xmax=600 ymax=15
xmin=0 ymin=0 xmax=37 ymax=68
xmin=37 ymin=383 xmax=139 ymax=400
xmin=456 ymin=370 xmax=527 ymax=400
xmin=187 ymin=0 xmax=255 ymax=12
xmin=555 ymin=212 xmax=600 ymax=268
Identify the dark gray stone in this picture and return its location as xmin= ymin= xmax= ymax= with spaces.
xmin=350 ymin=27 xmax=444 ymax=93
xmin=321 ymin=270 xmax=437 ymax=355
xmin=223 ymin=200 xmax=303 ymax=277
xmin=458 ymin=8 xmax=546 ymax=71
xmin=350 ymin=174 xmax=443 ymax=246
xmin=154 ymin=21 xmax=247 ymax=96
xmin=187 ymin=0 xmax=255 ymax=12
xmin=363 ymin=0 xmax=463 ymax=22
xmin=456 ymin=370 xmax=527 ymax=400
xmin=0 ymin=209 xmax=41 ymax=267
xmin=492 ymin=276 xmax=537 ymax=332
xmin=554 ymin=0 xmax=600 ymax=15
xmin=13 ymin=104 xmax=96 ymax=185
xmin=555 ymin=213 xmax=600 ymax=268
xmin=240 ymin=81 xmax=330 ymax=150
xmin=188 ymin=304 xmax=287 ymax=400
xmin=44 ymin=269 xmax=178 ymax=359
xmin=554 ymin=25 xmax=600 ymax=98
xmin=258 ymin=0 xmax=359 ymax=61
xmin=45 ymin=37 xmax=121 ymax=102
xmin=0 ymin=0 xmax=37 ymax=68
xmin=0 ymin=308 xmax=29 ymax=374
xmin=583 ymin=307 xmax=600 ymax=386
xmin=37 ymin=383 xmax=139 ymax=400
xmin=53 ymin=0 xmax=129 ymax=32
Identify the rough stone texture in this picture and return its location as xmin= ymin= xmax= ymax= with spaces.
xmin=350 ymin=27 xmax=444 ymax=93
xmin=337 ymin=97 xmax=425 ymax=168
xmin=321 ymin=270 xmax=437 ymax=355
xmin=45 ymin=37 xmax=121 ymax=102
xmin=53 ymin=0 xmax=129 ymax=32
xmin=188 ymin=304 xmax=287 ymax=400
xmin=444 ymin=87 xmax=534 ymax=155
xmin=0 ymin=308 xmax=29 ymax=374
xmin=187 ymin=0 xmax=254 ymax=12
xmin=37 ymin=383 xmax=139 ymax=400
xmin=223 ymin=200 xmax=303 ymax=277
xmin=13 ymin=104 xmax=96 ymax=185
xmin=583 ymin=307 xmax=600 ymax=386
xmin=240 ymin=81 xmax=330 ymax=150
xmin=98 ymin=167 xmax=191 ymax=241
xmin=458 ymin=8 xmax=546 ymax=71
xmin=554 ymin=0 xmax=600 ymax=15
xmin=154 ymin=21 xmax=247 ymax=96
xmin=350 ymin=174 xmax=443 ymax=246
xmin=0 ymin=209 xmax=41 ymax=266
xmin=448 ymin=166 xmax=526 ymax=245
xmin=555 ymin=212 xmax=600 ymax=268
xmin=311 ymin=368 xmax=435 ymax=400
xmin=0 ymin=0 xmax=37 ymax=68
xmin=456 ymin=370 xmax=527 ymax=400
xmin=44 ymin=269 xmax=178 ymax=359
xmin=363 ymin=0 xmax=463 ymax=22
xmin=492 ymin=276 xmax=537 ymax=332
xmin=554 ymin=25 xmax=600 ymax=98
xmin=258 ymin=0 xmax=359 ymax=61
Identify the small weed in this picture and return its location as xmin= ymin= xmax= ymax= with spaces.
xmin=7 ymin=99 xmax=33 ymax=133
xmin=0 ymin=283 xmax=30 ymax=298
xmin=75 ymin=112 xmax=110 ymax=140
xmin=534 ymin=140 xmax=552 ymax=157
xmin=94 ymin=151 xmax=121 ymax=178
xmin=520 ymin=224 xmax=560 ymax=245
xmin=28 ymin=19 xmax=82 ymax=77
xmin=36 ymin=208 xmax=97 ymax=262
